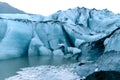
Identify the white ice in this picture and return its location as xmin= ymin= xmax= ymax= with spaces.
xmin=6 ymin=64 xmax=80 ymax=80
xmin=0 ymin=14 xmax=44 ymax=21
xmin=0 ymin=7 xmax=120 ymax=59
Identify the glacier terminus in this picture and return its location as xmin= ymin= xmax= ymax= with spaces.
xmin=0 ymin=7 xmax=120 ymax=80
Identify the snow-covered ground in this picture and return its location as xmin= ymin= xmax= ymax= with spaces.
xmin=6 ymin=64 xmax=80 ymax=80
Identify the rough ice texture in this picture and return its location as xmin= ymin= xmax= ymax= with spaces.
xmin=0 ymin=7 xmax=120 ymax=61
xmin=6 ymin=64 xmax=80 ymax=80
xmin=76 ymin=51 xmax=120 ymax=79
xmin=0 ymin=7 xmax=120 ymax=79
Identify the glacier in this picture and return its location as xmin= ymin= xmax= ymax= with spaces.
xmin=0 ymin=7 xmax=120 ymax=79
xmin=0 ymin=7 xmax=120 ymax=60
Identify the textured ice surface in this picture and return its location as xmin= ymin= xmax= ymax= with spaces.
xmin=6 ymin=64 xmax=80 ymax=80
xmin=105 ymin=30 xmax=120 ymax=52
xmin=0 ymin=14 xmax=44 ymax=21
xmin=1 ymin=7 xmax=120 ymax=80
xmin=0 ymin=7 xmax=120 ymax=60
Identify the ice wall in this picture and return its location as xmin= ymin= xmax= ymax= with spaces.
xmin=0 ymin=7 xmax=120 ymax=60
xmin=0 ymin=20 xmax=33 ymax=59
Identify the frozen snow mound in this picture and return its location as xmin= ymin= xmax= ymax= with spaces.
xmin=0 ymin=7 xmax=120 ymax=60
xmin=6 ymin=64 xmax=80 ymax=80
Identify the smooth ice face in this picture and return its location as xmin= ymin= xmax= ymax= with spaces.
xmin=0 ymin=20 xmax=7 ymax=41
xmin=0 ymin=20 xmax=33 ymax=59
xmin=0 ymin=7 xmax=120 ymax=60
xmin=6 ymin=65 xmax=80 ymax=80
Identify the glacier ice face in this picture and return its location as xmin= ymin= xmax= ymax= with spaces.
xmin=0 ymin=7 xmax=120 ymax=60
xmin=35 ymin=22 xmax=69 ymax=50
xmin=0 ymin=20 xmax=33 ymax=59
xmin=0 ymin=20 xmax=7 ymax=41
xmin=105 ymin=30 xmax=120 ymax=52
xmin=53 ymin=49 xmax=64 ymax=56
xmin=28 ymin=32 xmax=44 ymax=56
xmin=0 ymin=14 xmax=44 ymax=21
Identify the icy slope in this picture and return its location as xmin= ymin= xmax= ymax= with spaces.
xmin=0 ymin=7 xmax=120 ymax=60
